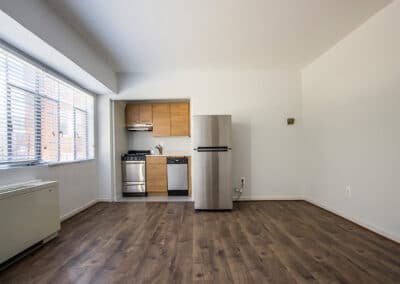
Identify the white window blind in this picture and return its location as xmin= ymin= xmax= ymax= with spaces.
xmin=0 ymin=45 xmax=95 ymax=167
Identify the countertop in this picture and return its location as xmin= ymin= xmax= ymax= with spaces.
xmin=146 ymin=154 xmax=191 ymax=157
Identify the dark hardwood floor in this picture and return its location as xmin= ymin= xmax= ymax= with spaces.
xmin=1 ymin=201 xmax=399 ymax=283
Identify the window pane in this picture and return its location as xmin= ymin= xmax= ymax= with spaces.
xmin=59 ymin=83 xmax=74 ymax=161
xmin=75 ymin=109 xmax=87 ymax=160
xmin=41 ymin=97 xmax=58 ymax=162
xmin=7 ymin=54 xmax=37 ymax=93
xmin=74 ymin=89 xmax=87 ymax=110
xmin=38 ymin=73 xmax=58 ymax=100
xmin=8 ymin=87 xmax=36 ymax=162
xmin=0 ymin=45 xmax=95 ymax=166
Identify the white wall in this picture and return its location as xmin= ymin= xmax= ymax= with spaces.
xmin=113 ymin=69 xmax=303 ymax=200
xmin=0 ymin=1 xmax=113 ymax=221
xmin=97 ymin=95 xmax=113 ymax=201
xmin=0 ymin=161 xmax=98 ymax=220
xmin=128 ymin=131 xmax=191 ymax=156
xmin=0 ymin=7 xmax=105 ymax=219
xmin=0 ymin=0 xmax=117 ymax=93
xmin=0 ymin=10 xmax=112 ymax=96
xmin=302 ymin=0 xmax=400 ymax=241
xmin=0 ymin=1 xmax=110 ymax=221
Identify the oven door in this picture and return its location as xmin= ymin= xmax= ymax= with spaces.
xmin=123 ymin=182 xmax=146 ymax=193
xmin=122 ymin=161 xmax=146 ymax=182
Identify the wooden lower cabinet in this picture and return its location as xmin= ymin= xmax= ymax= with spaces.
xmin=146 ymin=156 xmax=167 ymax=194
xmin=145 ymin=155 xmax=191 ymax=196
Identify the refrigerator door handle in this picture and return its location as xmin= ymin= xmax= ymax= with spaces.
xmin=194 ymin=146 xmax=231 ymax=152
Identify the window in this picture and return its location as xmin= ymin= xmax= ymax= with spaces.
xmin=0 ymin=45 xmax=95 ymax=167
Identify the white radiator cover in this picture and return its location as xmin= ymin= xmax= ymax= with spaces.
xmin=0 ymin=180 xmax=60 ymax=264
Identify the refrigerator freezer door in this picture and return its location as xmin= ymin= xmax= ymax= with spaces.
xmin=193 ymin=150 xmax=232 ymax=210
xmin=192 ymin=115 xmax=232 ymax=148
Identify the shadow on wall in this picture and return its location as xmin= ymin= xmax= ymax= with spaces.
xmin=232 ymin=121 xmax=252 ymax=199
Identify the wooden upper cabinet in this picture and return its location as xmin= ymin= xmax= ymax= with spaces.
xmin=170 ymin=102 xmax=190 ymax=136
xmin=125 ymin=103 xmax=153 ymax=126
xmin=127 ymin=102 xmax=190 ymax=136
xmin=139 ymin=104 xmax=152 ymax=123
xmin=152 ymin=104 xmax=171 ymax=136
xmin=125 ymin=104 xmax=140 ymax=126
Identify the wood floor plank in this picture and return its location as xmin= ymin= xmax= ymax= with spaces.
xmin=280 ymin=203 xmax=376 ymax=283
xmin=1 ymin=201 xmax=399 ymax=284
xmin=294 ymin=202 xmax=400 ymax=283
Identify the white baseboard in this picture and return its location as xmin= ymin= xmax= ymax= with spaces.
xmin=97 ymin=198 xmax=113 ymax=202
xmin=305 ymin=199 xmax=399 ymax=244
xmin=238 ymin=195 xmax=304 ymax=201
xmin=60 ymin=199 xmax=98 ymax=222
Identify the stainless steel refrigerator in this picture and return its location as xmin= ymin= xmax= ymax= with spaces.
xmin=192 ymin=115 xmax=232 ymax=210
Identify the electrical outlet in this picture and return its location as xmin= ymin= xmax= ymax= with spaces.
xmin=345 ymin=186 xmax=352 ymax=198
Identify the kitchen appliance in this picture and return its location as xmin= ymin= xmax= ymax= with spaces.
xmin=121 ymin=150 xmax=151 ymax=196
xmin=127 ymin=123 xmax=153 ymax=131
xmin=192 ymin=115 xmax=232 ymax=210
xmin=167 ymin=157 xmax=188 ymax=196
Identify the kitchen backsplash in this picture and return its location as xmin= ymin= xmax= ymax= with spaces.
xmin=128 ymin=132 xmax=191 ymax=155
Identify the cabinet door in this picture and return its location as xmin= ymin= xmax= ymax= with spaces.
xmin=146 ymin=156 xmax=166 ymax=165
xmin=125 ymin=104 xmax=140 ymax=126
xmin=146 ymin=156 xmax=167 ymax=193
xmin=170 ymin=103 xmax=190 ymax=136
xmin=140 ymin=104 xmax=153 ymax=123
xmin=152 ymin=104 xmax=171 ymax=136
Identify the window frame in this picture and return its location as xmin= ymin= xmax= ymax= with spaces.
xmin=0 ymin=41 xmax=96 ymax=169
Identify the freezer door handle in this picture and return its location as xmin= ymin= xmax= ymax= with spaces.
xmin=194 ymin=146 xmax=231 ymax=152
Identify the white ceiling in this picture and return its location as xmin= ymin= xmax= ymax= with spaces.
xmin=45 ymin=0 xmax=391 ymax=73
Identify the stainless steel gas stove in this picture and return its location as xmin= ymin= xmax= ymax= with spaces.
xmin=121 ymin=150 xmax=151 ymax=197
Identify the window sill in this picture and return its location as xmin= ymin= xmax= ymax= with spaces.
xmin=0 ymin=159 xmax=95 ymax=170
xmin=47 ymin=159 xmax=95 ymax=167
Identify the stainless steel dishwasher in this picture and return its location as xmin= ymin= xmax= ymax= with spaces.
xmin=167 ymin=157 xmax=188 ymax=196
